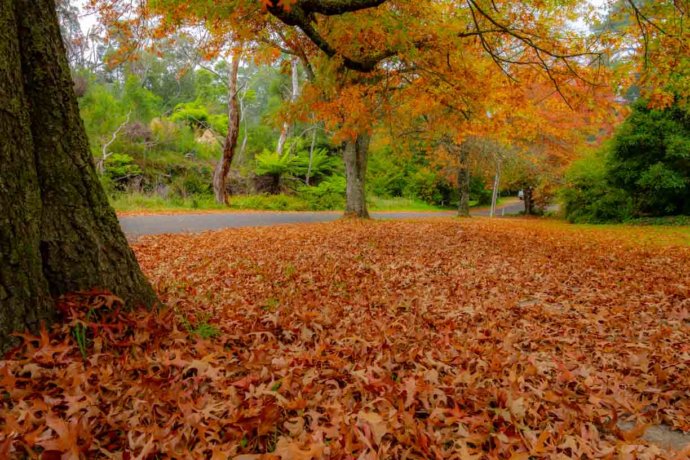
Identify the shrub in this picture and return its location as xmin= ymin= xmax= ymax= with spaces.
xmin=170 ymin=173 xmax=212 ymax=198
xmin=470 ymin=176 xmax=492 ymax=206
xmin=170 ymin=101 xmax=228 ymax=134
xmin=298 ymin=175 xmax=346 ymax=210
xmin=561 ymin=151 xmax=633 ymax=223
xmin=103 ymin=153 xmax=143 ymax=188
xmin=403 ymin=168 xmax=454 ymax=206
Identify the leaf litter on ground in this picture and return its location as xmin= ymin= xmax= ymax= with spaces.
xmin=2 ymin=218 xmax=690 ymax=459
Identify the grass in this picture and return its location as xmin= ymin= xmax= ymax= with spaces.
xmin=111 ymin=192 xmax=452 ymax=213
xmin=624 ymin=215 xmax=690 ymax=226
xmin=110 ymin=193 xmax=312 ymax=212
xmin=367 ymin=196 xmax=450 ymax=212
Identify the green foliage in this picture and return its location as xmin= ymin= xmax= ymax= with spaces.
xmin=80 ymin=82 xmax=127 ymax=142
xmin=470 ymin=176 xmax=492 ymax=206
xmin=403 ymin=168 xmax=454 ymax=206
xmin=72 ymin=322 xmax=89 ymax=360
xmin=255 ymin=150 xmax=299 ymax=178
xmin=104 ymin=153 xmax=143 ymax=184
xmin=608 ymin=99 xmax=690 ymax=216
xmin=170 ymin=101 xmax=228 ymax=134
xmin=561 ymin=150 xmax=634 ymax=223
xmin=194 ymin=68 xmax=226 ymax=106
xmin=368 ymin=149 xmax=407 ymax=197
xmin=298 ymin=175 xmax=346 ymax=210
xmin=367 ymin=147 xmax=454 ymax=206
xmin=293 ymin=148 xmax=341 ymax=180
xmin=171 ymin=173 xmax=212 ymax=197
xmin=122 ymin=74 xmax=161 ymax=122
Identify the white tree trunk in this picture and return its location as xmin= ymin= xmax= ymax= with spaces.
xmin=306 ymin=124 xmax=317 ymax=185
xmin=276 ymin=57 xmax=300 ymax=155
xmin=490 ymin=159 xmax=501 ymax=218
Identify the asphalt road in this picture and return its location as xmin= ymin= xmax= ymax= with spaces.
xmin=119 ymin=201 xmax=526 ymax=239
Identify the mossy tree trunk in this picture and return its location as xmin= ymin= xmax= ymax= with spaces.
xmin=0 ymin=0 xmax=156 ymax=352
xmin=343 ymin=133 xmax=371 ymax=219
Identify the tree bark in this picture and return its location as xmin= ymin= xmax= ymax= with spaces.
xmin=0 ymin=0 xmax=156 ymax=352
xmin=457 ymin=144 xmax=471 ymax=217
xmin=523 ymin=186 xmax=535 ymax=215
xmin=343 ymin=133 xmax=371 ymax=218
xmin=213 ymin=47 xmax=242 ymax=205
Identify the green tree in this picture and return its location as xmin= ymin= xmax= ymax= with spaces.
xmin=609 ymin=99 xmax=690 ymax=215
xmin=561 ymin=150 xmax=633 ymax=223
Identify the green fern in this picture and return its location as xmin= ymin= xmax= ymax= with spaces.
xmin=255 ymin=150 xmax=298 ymax=177
xmin=293 ymin=148 xmax=340 ymax=179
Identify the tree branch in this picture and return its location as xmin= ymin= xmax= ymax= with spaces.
xmin=266 ymin=0 xmax=395 ymax=72
xmin=300 ymin=0 xmax=388 ymax=15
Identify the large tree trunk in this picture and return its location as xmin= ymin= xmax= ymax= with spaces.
xmin=457 ymin=145 xmax=471 ymax=217
xmin=0 ymin=0 xmax=156 ymax=351
xmin=343 ymin=133 xmax=371 ymax=218
xmin=213 ymin=47 xmax=242 ymax=205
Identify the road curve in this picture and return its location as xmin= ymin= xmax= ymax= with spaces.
xmin=119 ymin=201 xmax=525 ymax=239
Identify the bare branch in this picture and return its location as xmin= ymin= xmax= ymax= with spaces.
xmin=98 ymin=110 xmax=131 ymax=174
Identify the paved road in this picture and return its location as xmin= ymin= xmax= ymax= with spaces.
xmin=119 ymin=201 xmax=526 ymax=239
xmin=472 ymin=201 xmax=524 ymax=217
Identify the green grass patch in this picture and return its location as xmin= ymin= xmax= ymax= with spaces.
xmin=624 ymin=215 xmax=690 ymax=226
xmin=110 ymin=193 xmax=227 ymax=212
xmin=368 ymin=196 xmax=451 ymax=212
xmin=111 ymin=192 xmax=459 ymax=213
xmin=228 ymin=194 xmax=312 ymax=211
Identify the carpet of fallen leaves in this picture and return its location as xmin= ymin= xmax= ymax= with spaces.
xmin=2 ymin=218 xmax=690 ymax=459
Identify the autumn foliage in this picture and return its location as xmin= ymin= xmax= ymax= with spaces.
xmin=2 ymin=219 xmax=690 ymax=458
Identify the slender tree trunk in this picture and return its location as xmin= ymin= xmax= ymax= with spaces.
xmin=490 ymin=159 xmax=501 ymax=218
xmin=0 ymin=0 xmax=156 ymax=351
xmin=343 ymin=133 xmax=371 ymax=218
xmin=276 ymin=57 xmax=300 ymax=156
xmin=213 ymin=47 xmax=242 ymax=205
xmin=238 ymin=92 xmax=249 ymax=163
xmin=306 ymin=124 xmax=317 ymax=185
xmin=457 ymin=145 xmax=471 ymax=217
